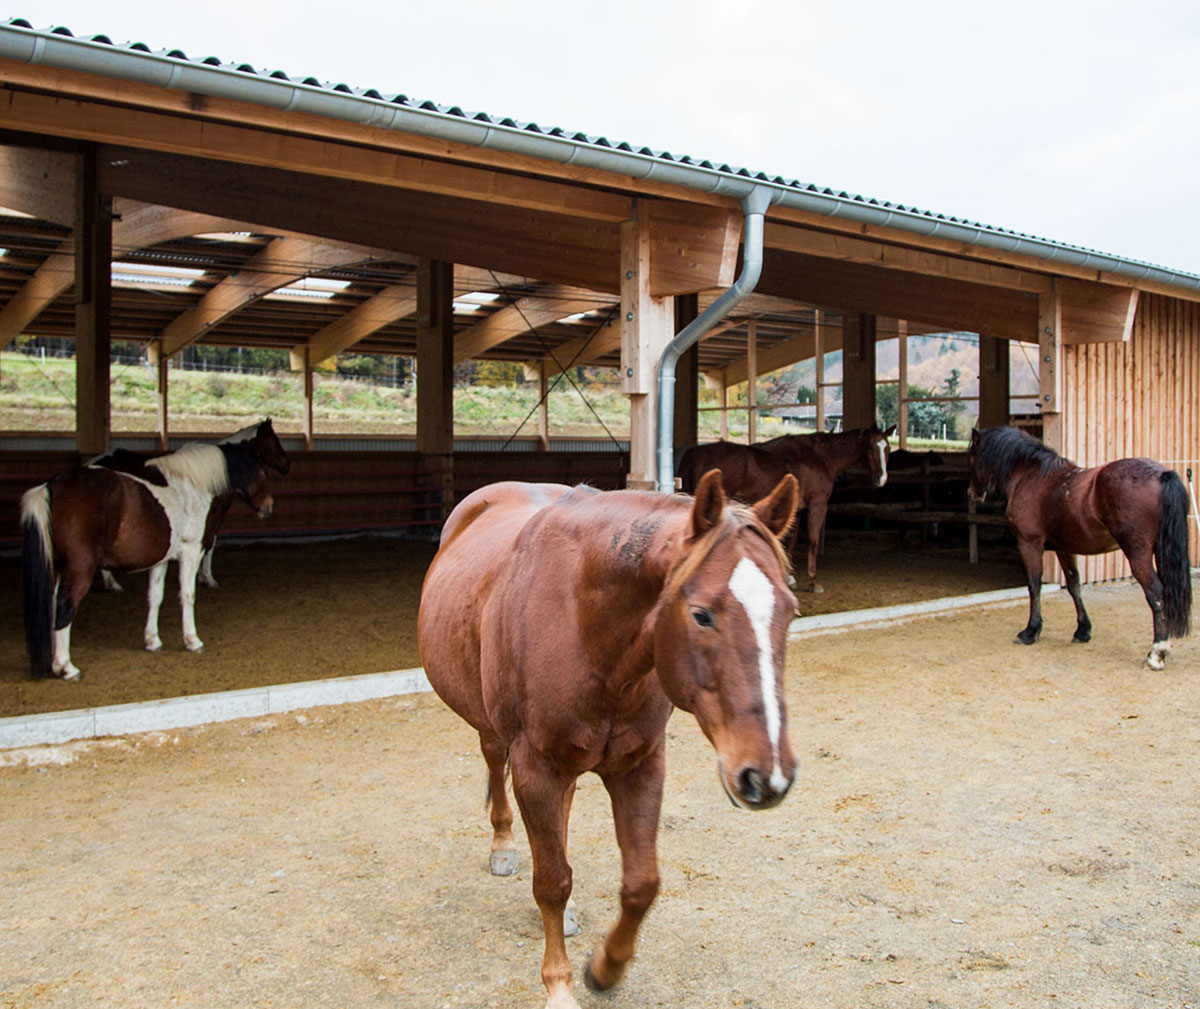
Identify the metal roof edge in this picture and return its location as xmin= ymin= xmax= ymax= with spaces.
xmin=2 ymin=21 xmax=1198 ymax=295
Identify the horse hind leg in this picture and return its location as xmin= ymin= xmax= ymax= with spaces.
xmin=1125 ymin=546 xmax=1170 ymax=669
xmin=481 ymin=731 xmax=519 ymax=876
xmin=177 ymin=547 xmax=205 ymax=652
xmin=1057 ymin=553 xmax=1092 ymax=643
xmin=52 ymin=563 xmax=93 ymax=681
xmin=144 ymin=562 xmax=168 ymax=651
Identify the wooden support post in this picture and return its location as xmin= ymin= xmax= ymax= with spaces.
xmin=302 ymin=354 xmax=314 ymax=452
xmin=842 ymin=312 xmax=878 ymax=430
xmin=979 ymin=334 xmax=1011 ymax=429
xmin=897 ymin=320 xmax=909 ymax=449
xmin=1038 ymin=283 xmax=1063 ymax=583
xmin=814 ymin=309 xmax=825 ymax=433
xmin=74 ymin=145 xmax=112 ymax=456
xmin=416 ymin=258 xmax=456 ymax=518
xmin=155 ymin=344 xmax=169 ymax=452
xmin=673 ymin=293 xmax=699 ymax=453
xmin=719 ymin=374 xmax=729 ymax=441
xmin=537 ymin=361 xmax=549 ymax=452
xmin=747 ymin=318 xmax=758 ymax=444
xmin=620 ymin=208 xmax=674 ymax=489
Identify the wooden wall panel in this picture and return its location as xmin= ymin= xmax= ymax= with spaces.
xmin=1060 ymin=293 xmax=1200 ymax=583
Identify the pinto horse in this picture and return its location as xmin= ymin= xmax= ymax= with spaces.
xmin=418 ymin=470 xmax=800 ymax=1009
xmin=21 ymin=428 xmax=280 ymax=680
xmin=967 ymin=426 xmax=1193 ymax=669
xmin=678 ymin=424 xmax=893 ymax=592
xmin=96 ymin=419 xmax=290 ymax=590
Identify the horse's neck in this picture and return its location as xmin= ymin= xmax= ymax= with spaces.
xmin=817 ymin=433 xmax=864 ymax=474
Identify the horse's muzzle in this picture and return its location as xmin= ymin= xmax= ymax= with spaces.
xmin=256 ymin=496 xmax=275 ymax=519
xmin=722 ymin=762 xmax=793 ymax=811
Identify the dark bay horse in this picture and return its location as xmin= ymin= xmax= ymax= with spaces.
xmin=968 ymin=426 xmax=1193 ymax=669
xmin=96 ymin=419 xmax=290 ymax=590
xmin=418 ymin=470 xmax=800 ymax=1009
xmin=678 ymin=425 xmax=894 ymax=592
xmin=21 ymin=426 xmax=281 ymax=680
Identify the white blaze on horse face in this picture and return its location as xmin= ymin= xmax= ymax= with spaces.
xmin=727 ymin=556 xmax=787 ymax=793
xmin=875 ymin=438 xmax=888 ymax=486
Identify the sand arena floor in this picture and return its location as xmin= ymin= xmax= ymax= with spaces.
xmin=3 ymin=575 xmax=1199 ymax=1009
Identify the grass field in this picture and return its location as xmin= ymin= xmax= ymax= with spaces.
xmin=0 ymin=351 xmax=968 ymax=449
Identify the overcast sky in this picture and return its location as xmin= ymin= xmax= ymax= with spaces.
xmin=12 ymin=0 xmax=1200 ymax=274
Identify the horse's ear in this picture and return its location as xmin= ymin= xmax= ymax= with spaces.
xmin=970 ymin=428 xmax=980 ymax=445
xmin=753 ymin=473 xmax=800 ymax=540
xmin=690 ymin=469 xmax=726 ymax=536
xmin=883 ymin=425 xmax=897 ymax=438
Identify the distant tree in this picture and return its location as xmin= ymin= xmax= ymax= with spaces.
xmin=794 ymin=384 xmax=817 ymax=405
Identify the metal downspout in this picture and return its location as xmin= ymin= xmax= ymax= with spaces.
xmin=655 ymin=185 xmax=775 ymax=493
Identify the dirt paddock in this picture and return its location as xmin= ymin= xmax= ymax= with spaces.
xmin=1 ymin=530 xmax=1025 ymax=717
xmin=3 ymin=572 xmax=1199 ymax=1008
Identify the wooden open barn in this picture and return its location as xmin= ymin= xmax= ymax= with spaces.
xmin=1 ymin=18 xmax=1197 ymax=580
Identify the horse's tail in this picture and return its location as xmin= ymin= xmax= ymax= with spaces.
xmin=1156 ymin=470 xmax=1193 ymax=639
xmin=20 ymin=484 xmax=55 ymax=678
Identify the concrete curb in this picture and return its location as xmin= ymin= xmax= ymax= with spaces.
xmin=788 ymin=584 xmax=1055 ymax=636
xmin=1 ymin=585 xmax=1049 ymax=751
xmin=0 ymin=667 xmax=432 ymax=750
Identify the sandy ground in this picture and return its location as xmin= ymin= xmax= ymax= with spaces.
xmin=3 ymin=581 xmax=1199 ymax=1009
xmin=1 ymin=530 xmax=1025 ymax=717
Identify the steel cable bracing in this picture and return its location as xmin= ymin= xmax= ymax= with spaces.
xmin=483 ymin=270 xmax=625 ymax=455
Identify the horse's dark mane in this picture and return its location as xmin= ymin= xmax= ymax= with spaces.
xmin=219 ymin=440 xmax=263 ymax=492
xmin=974 ymin=426 xmax=1072 ymax=489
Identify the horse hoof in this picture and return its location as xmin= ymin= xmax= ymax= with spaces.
xmin=185 ymin=641 xmax=205 ymax=653
xmin=563 ymin=901 xmax=581 ymax=937
xmin=583 ymin=951 xmax=623 ymax=992
xmin=808 ymin=583 xmax=824 ymax=594
xmin=1072 ymin=634 xmax=1091 ymax=644
xmin=56 ymin=665 xmax=81 ymax=682
xmin=145 ymin=639 xmax=163 ymax=653
xmin=490 ymin=850 xmax=519 ymax=876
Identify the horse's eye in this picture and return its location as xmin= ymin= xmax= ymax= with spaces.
xmin=691 ymin=607 xmax=715 ymax=629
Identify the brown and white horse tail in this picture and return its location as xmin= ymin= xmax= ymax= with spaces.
xmin=1157 ymin=470 xmax=1192 ymax=638
xmin=20 ymin=484 xmax=55 ymax=678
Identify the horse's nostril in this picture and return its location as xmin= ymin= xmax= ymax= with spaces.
xmin=737 ymin=766 xmax=766 ymax=805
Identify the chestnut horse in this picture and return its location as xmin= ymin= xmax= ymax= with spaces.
xmin=678 ymin=424 xmax=894 ymax=592
xmin=418 ymin=470 xmax=800 ymax=1009
xmin=21 ymin=428 xmax=280 ymax=680
xmin=968 ymin=426 xmax=1192 ymax=669
xmin=96 ymin=419 xmax=291 ymax=590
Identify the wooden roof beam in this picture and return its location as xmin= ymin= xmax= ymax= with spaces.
xmin=1059 ymin=278 xmax=1139 ymax=344
xmin=159 ymin=236 xmax=395 ymax=357
xmin=0 ymin=145 xmax=76 ymax=225
xmin=304 ymin=284 xmax=418 ymax=365
xmin=0 ymin=200 xmax=244 ymax=348
xmin=453 ymin=287 xmax=612 ymax=364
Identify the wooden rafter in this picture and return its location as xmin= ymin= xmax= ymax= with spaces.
xmin=159 ymin=236 xmax=395 ymax=357
xmin=453 ymin=287 xmax=610 ymax=364
xmin=306 ymin=284 xmax=418 ymax=365
xmin=0 ymin=200 xmax=243 ymax=348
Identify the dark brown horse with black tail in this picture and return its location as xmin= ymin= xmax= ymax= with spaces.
xmin=21 ymin=424 xmax=283 ymax=680
xmin=967 ymin=426 xmax=1192 ymax=669
xmin=418 ymin=470 xmax=800 ymax=1009
xmin=678 ymin=424 xmax=894 ymax=592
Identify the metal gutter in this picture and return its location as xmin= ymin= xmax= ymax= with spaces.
xmin=656 ymin=186 xmax=773 ymax=492
xmin=2 ymin=22 xmax=1198 ymax=294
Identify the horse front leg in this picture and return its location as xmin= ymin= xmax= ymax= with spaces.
xmin=585 ymin=742 xmax=665 ymax=993
xmin=1125 ymin=546 xmax=1170 ymax=669
xmin=144 ymin=561 xmax=168 ymax=651
xmin=509 ymin=740 xmax=580 ymax=1009
xmin=1015 ymin=537 xmax=1045 ymax=644
xmin=1057 ymin=552 xmax=1091 ymax=643
xmin=804 ymin=499 xmax=828 ymax=594
xmin=177 ymin=546 xmax=204 ymax=652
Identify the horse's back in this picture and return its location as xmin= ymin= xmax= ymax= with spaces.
xmin=679 ymin=441 xmax=782 ymax=500
xmin=419 ymin=481 xmax=577 ymax=729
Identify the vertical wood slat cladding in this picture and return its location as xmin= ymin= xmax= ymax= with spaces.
xmin=1060 ymin=293 xmax=1200 ymax=583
